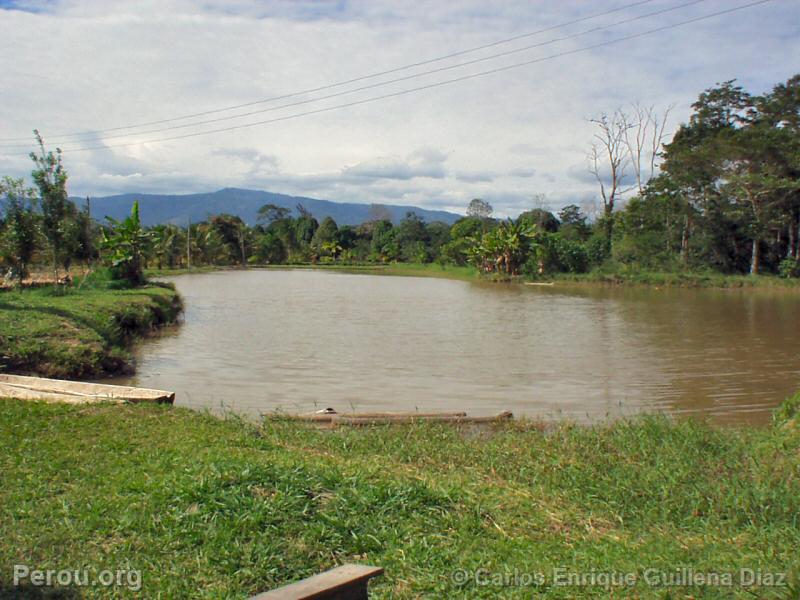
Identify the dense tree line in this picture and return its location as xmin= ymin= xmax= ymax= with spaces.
xmin=616 ymin=75 xmax=800 ymax=276
xmin=1 ymin=75 xmax=798 ymax=286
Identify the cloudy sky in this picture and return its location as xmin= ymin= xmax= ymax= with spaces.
xmin=0 ymin=0 xmax=797 ymax=217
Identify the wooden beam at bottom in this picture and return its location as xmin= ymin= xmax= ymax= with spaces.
xmin=250 ymin=564 xmax=384 ymax=600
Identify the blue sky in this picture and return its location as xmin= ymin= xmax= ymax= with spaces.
xmin=0 ymin=0 xmax=798 ymax=217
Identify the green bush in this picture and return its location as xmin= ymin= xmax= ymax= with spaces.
xmin=779 ymin=258 xmax=800 ymax=279
xmin=585 ymin=233 xmax=609 ymax=266
xmin=522 ymin=234 xmax=588 ymax=277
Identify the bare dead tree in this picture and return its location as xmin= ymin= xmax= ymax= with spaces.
xmin=588 ymin=110 xmax=634 ymax=251
xmin=622 ymin=102 xmax=674 ymax=194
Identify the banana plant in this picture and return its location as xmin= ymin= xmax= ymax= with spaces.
xmin=101 ymin=201 xmax=152 ymax=286
xmin=467 ymin=219 xmax=539 ymax=275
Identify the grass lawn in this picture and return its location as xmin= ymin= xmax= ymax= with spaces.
xmin=1 ymin=397 xmax=798 ymax=598
xmin=0 ymin=281 xmax=182 ymax=378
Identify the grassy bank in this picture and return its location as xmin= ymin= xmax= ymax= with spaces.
xmin=0 ymin=279 xmax=183 ymax=378
xmin=369 ymin=262 xmax=479 ymax=282
xmin=146 ymin=262 xmax=800 ymax=290
xmin=146 ymin=262 xmax=481 ymax=282
xmin=1 ymin=398 xmax=797 ymax=598
xmin=549 ymin=267 xmax=800 ymax=289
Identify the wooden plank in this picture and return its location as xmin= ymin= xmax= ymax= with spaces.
xmin=333 ymin=411 xmax=513 ymax=426
xmin=340 ymin=411 xmax=468 ymax=419
xmin=287 ymin=411 xmax=468 ymax=423
xmin=250 ymin=564 xmax=384 ymax=600
xmin=0 ymin=374 xmax=175 ymax=404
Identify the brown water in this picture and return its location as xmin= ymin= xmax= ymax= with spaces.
xmin=115 ymin=270 xmax=800 ymax=425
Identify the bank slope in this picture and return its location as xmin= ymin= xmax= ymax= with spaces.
xmin=0 ymin=284 xmax=183 ymax=378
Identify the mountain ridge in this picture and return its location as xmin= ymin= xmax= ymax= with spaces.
xmin=74 ymin=188 xmax=462 ymax=227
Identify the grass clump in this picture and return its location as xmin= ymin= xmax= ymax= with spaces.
xmin=0 ymin=275 xmax=182 ymax=377
xmin=0 ymin=398 xmax=798 ymax=598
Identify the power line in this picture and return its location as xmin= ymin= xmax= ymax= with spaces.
xmin=56 ymin=0 xmax=773 ymax=154
xmin=0 ymin=0 xmax=709 ymax=149
xmin=0 ymin=0 xmax=661 ymax=143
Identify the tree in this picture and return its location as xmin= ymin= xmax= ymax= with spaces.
xmin=370 ymin=219 xmax=399 ymax=262
xmin=261 ymin=211 xmax=297 ymax=260
xmin=440 ymin=216 xmax=485 ymax=265
xmin=151 ymin=224 xmax=183 ymax=270
xmin=396 ymin=212 xmax=430 ymax=262
xmin=720 ymin=125 xmax=800 ymax=274
xmin=623 ymin=75 xmax=800 ymax=275
xmin=255 ymin=231 xmax=288 ymax=264
xmin=293 ymin=210 xmax=319 ymax=260
xmin=517 ymin=208 xmax=559 ymax=233
xmin=425 ymin=221 xmax=450 ymax=263
xmin=588 ymin=111 xmax=634 ymax=253
xmin=690 ymin=80 xmax=752 ymax=129
xmin=257 ymin=203 xmax=290 ymax=224
xmin=558 ymin=204 xmax=590 ymax=241
xmin=311 ymin=216 xmax=339 ymax=261
xmin=101 ymin=201 xmax=151 ymax=286
xmin=622 ymin=102 xmax=674 ymax=194
xmin=30 ymin=130 xmax=70 ymax=283
xmin=759 ymin=75 xmax=800 ymax=263
xmin=0 ymin=177 xmax=39 ymax=282
xmin=466 ymin=198 xmax=493 ymax=219
xmin=210 ymin=214 xmax=249 ymax=266
xmin=613 ymin=178 xmax=687 ymax=269
xmin=60 ymin=200 xmax=97 ymax=273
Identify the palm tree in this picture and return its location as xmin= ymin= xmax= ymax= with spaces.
xmin=150 ymin=225 xmax=177 ymax=270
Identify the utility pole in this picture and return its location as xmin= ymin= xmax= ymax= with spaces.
xmin=85 ymin=196 xmax=93 ymax=270
xmin=238 ymin=223 xmax=246 ymax=267
xmin=186 ymin=220 xmax=191 ymax=270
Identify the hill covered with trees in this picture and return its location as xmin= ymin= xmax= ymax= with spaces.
xmin=79 ymin=188 xmax=461 ymax=228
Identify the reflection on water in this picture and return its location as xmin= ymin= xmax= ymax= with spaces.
xmin=113 ymin=270 xmax=800 ymax=425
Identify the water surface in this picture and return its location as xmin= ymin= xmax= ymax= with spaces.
xmin=116 ymin=270 xmax=800 ymax=425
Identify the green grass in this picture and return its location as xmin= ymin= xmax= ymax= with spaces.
xmin=146 ymin=261 xmax=800 ymax=290
xmin=149 ymin=262 xmax=482 ymax=283
xmin=0 ymin=279 xmax=182 ymax=378
xmin=144 ymin=265 xmax=224 ymax=278
xmin=370 ymin=262 xmax=479 ymax=282
xmin=0 ymin=397 xmax=798 ymax=598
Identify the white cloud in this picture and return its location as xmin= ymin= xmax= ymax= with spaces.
xmin=508 ymin=167 xmax=536 ymax=178
xmin=342 ymin=146 xmax=448 ymax=181
xmin=0 ymin=0 xmax=797 ymax=217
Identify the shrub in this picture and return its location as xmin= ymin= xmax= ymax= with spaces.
xmin=778 ymin=258 xmax=800 ymax=279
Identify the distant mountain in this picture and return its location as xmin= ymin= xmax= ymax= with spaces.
xmin=74 ymin=188 xmax=462 ymax=227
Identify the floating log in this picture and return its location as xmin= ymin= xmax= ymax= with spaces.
xmin=0 ymin=374 xmax=175 ymax=405
xmin=289 ymin=410 xmax=469 ymax=423
xmin=524 ymin=282 xmax=555 ymax=286
xmin=331 ymin=411 xmax=513 ymax=426
xmin=251 ymin=564 xmax=384 ymax=599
